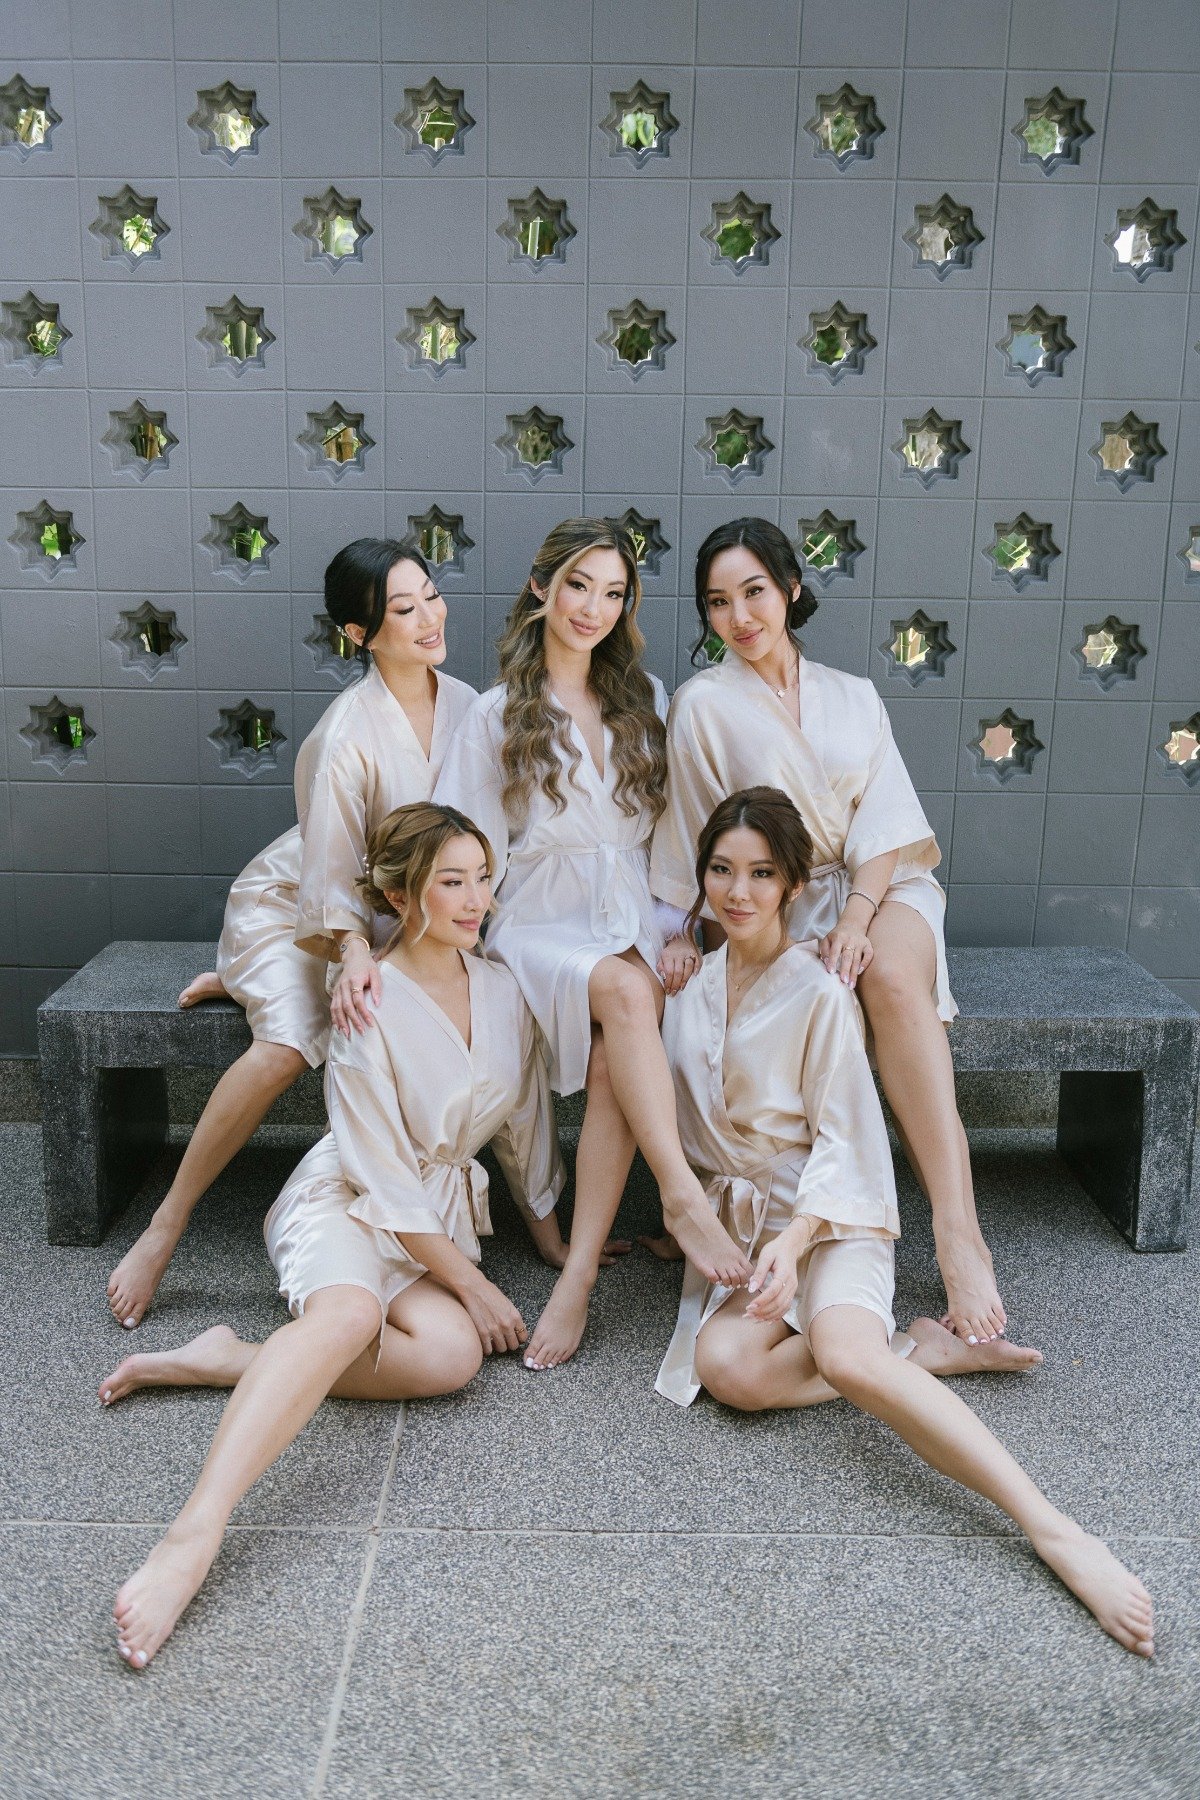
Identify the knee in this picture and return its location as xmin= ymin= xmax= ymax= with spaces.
xmin=441 ymin=1321 xmax=484 ymax=1392
xmin=593 ymin=961 xmax=655 ymax=1030
xmin=311 ymin=1287 xmax=382 ymax=1358
xmin=253 ymin=1041 xmax=308 ymax=1089
xmin=810 ymin=1338 xmax=887 ymax=1406
xmin=694 ymin=1338 xmax=769 ymax=1413
xmin=859 ymin=950 xmax=914 ymax=1013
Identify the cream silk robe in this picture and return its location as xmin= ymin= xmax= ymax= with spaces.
xmin=433 ymin=679 xmax=670 ymax=1095
xmin=264 ymin=951 xmax=565 ymax=1327
xmin=214 ymin=667 xmax=476 ymax=1066
xmin=650 ymin=653 xmax=956 ymax=1022
xmin=656 ymin=942 xmax=905 ymax=1408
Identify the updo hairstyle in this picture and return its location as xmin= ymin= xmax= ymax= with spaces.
xmin=690 ymin=517 xmax=819 ymax=666
xmin=356 ymin=801 xmax=494 ymax=942
xmin=324 ymin=537 xmax=433 ymax=674
xmin=685 ymin=786 xmax=815 ymax=936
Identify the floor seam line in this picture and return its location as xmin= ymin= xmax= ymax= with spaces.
xmin=308 ymin=1401 xmax=408 ymax=1798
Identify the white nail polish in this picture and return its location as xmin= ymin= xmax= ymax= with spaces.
xmin=124 ymin=1318 xmax=136 ymax=1329
xmin=102 ymin=1390 xmax=111 ymax=1401
xmin=967 ymin=1334 xmax=978 ymax=1345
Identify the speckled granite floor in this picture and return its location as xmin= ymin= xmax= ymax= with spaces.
xmin=2 ymin=1120 xmax=1197 ymax=1799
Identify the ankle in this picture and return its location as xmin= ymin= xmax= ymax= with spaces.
xmin=558 ymin=1256 xmax=598 ymax=1293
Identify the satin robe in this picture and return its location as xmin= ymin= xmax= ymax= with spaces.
xmin=433 ymin=679 xmax=669 ymax=1094
xmin=265 ymin=951 xmax=565 ymax=1328
xmin=656 ymin=942 xmax=905 ymax=1407
xmin=214 ymin=667 xmax=476 ymax=1065
xmin=650 ymin=652 xmax=956 ymax=1022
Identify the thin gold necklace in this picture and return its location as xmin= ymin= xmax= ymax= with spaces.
xmin=728 ymin=934 xmax=789 ymax=998
xmin=771 ymin=648 xmax=800 ymax=700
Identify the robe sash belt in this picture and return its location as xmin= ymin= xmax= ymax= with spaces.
xmin=507 ymin=840 xmax=644 ymax=942
xmin=419 ymin=1155 xmax=493 ymax=1260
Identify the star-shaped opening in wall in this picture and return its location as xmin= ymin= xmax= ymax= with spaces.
xmin=902 ymin=194 xmax=984 ymax=279
xmin=995 ymin=306 xmax=1075 ymax=385
xmin=795 ymin=511 xmax=865 ymax=585
xmin=696 ymin=409 xmax=774 ymax=484
xmin=203 ymin=503 xmax=278 ymax=579
xmin=1176 ymin=524 xmax=1200 ymax=581
xmin=100 ymin=400 xmax=179 ymax=481
xmin=293 ymin=188 xmax=373 ymax=267
xmin=497 ymin=189 xmax=577 ymax=267
xmin=800 ymin=303 xmax=876 ymax=383
xmin=612 ymin=508 xmax=670 ymax=576
xmin=0 ymin=74 xmax=61 ymax=159
xmin=879 ymin=610 xmax=956 ymax=687
xmin=89 ymin=187 xmax=170 ymax=267
xmin=19 ymin=696 xmax=95 ymax=773
xmin=700 ymin=192 xmax=781 ymax=272
xmin=0 ymin=291 xmax=71 ymax=370
xmin=199 ymin=296 xmax=275 ymax=374
xmin=892 ymin=409 xmax=969 ymax=488
xmin=1011 ymin=87 xmax=1094 ymax=173
xmin=1088 ymin=412 xmax=1167 ymax=492
xmin=398 ymin=297 xmax=476 ymax=375
xmin=599 ymin=81 xmax=679 ymax=166
xmin=209 ymin=700 xmax=287 ymax=777
xmin=304 ymin=614 xmax=361 ymax=684
xmin=1104 ymin=197 xmax=1187 ymax=282
xmin=805 ymin=83 xmax=884 ymax=169
xmin=1157 ymin=714 xmax=1200 ymax=785
xmin=497 ymin=407 xmax=574 ymax=481
xmin=298 ymin=403 xmax=375 ymax=477
xmin=406 ymin=505 xmax=475 ymax=575
xmin=969 ymin=710 xmax=1044 ymax=783
xmin=983 ymin=513 xmax=1061 ymax=590
xmin=10 ymin=500 xmax=84 ymax=577
xmin=596 ymin=299 xmax=676 ymax=378
xmin=1070 ymin=615 xmax=1147 ymax=691
xmin=188 ymin=81 xmax=267 ymax=162
xmin=112 ymin=601 xmax=188 ymax=678
xmin=396 ymin=78 xmax=476 ymax=165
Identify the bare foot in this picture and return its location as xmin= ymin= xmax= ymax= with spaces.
xmin=523 ymin=1268 xmax=594 ymax=1370
xmin=98 ymin=1324 xmax=248 ymax=1407
xmin=114 ymin=1519 xmax=225 ymax=1669
xmin=937 ymin=1233 xmax=1007 ymax=1345
xmin=663 ymin=1188 xmax=753 ymax=1289
xmin=107 ymin=1218 xmax=184 ymax=1329
xmin=636 ymin=1230 xmax=685 ymax=1262
xmin=1030 ymin=1520 xmax=1155 ymax=1658
xmin=908 ymin=1316 xmax=1042 ymax=1376
xmin=178 ymin=971 xmax=227 ymax=1010
xmin=523 ymin=1210 xmax=630 ymax=1270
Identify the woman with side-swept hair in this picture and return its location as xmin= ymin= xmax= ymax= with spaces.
xmin=434 ymin=517 xmax=753 ymax=1369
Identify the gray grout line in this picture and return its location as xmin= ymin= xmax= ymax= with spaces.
xmin=308 ymin=1399 xmax=409 ymax=1799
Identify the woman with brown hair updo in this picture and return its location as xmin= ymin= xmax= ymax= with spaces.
xmin=100 ymin=802 xmax=564 ymax=1670
xmin=657 ymin=788 xmax=1153 ymax=1661
xmin=434 ymin=518 xmax=753 ymax=1371
xmin=650 ymin=516 xmax=1021 ymax=1354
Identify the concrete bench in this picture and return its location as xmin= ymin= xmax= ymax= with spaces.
xmin=38 ymin=940 xmax=1199 ymax=1251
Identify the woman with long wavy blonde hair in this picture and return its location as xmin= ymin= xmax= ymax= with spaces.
xmin=435 ymin=518 xmax=753 ymax=1369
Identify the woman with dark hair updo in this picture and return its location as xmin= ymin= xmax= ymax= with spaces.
xmin=655 ymin=787 xmax=1152 ymax=1662
xmin=101 ymin=801 xmax=564 ymax=1670
xmin=434 ymin=517 xmax=753 ymax=1371
xmin=106 ymin=539 xmax=480 ymax=1332
xmin=649 ymin=516 xmax=1023 ymax=1355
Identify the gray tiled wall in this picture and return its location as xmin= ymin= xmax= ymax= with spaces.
xmin=1 ymin=0 xmax=1198 ymax=1052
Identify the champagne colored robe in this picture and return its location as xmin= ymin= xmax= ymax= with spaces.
xmin=650 ymin=652 xmax=956 ymax=1022
xmin=214 ymin=667 xmax=476 ymax=1066
xmin=433 ymin=679 xmax=669 ymax=1094
xmin=656 ymin=941 xmax=908 ymax=1408
xmin=265 ymin=950 xmax=565 ymax=1332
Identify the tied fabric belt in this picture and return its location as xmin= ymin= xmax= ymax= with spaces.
xmin=705 ymin=1148 xmax=806 ymax=1268
xmin=420 ymin=1156 xmax=492 ymax=1261
xmin=806 ymin=859 xmax=847 ymax=880
xmin=507 ymin=840 xmax=646 ymax=942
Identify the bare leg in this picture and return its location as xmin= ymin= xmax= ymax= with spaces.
xmin=178 ymin=970 xmax=228 ymax=1009
xmin=859 ymin=904 xmax=1009 ymax=1345
xmin=808 ymin=1306 xmax=1154 ymax=1657
xmin=111 ymin=1280 xmax=481 ymax=1669
xmin=106 ymin=1041 xmax=308 ymax=1329
xmin=695 ymin=1291 xmax=837 ymax=1410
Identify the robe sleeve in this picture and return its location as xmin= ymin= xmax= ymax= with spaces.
xmin=842 ymin=689 xmax=940 ymax=880
xmin=294 ymin=745 xmax=375 ymax=959
xmin=488 ymin=1000 xmax=566 ymax=1222
xmin=790 ymin=981 xmax=900 ymax=1238
xmin=324 ymin=1030 xmax=446 ymax=1235
xmin=432 ymin=698 xmax=511 ymax=883
xmin=650 ymin=697 xmax=722 ymax=913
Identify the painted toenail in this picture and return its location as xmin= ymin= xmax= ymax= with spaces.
xmin=124 ymin=1318 xmax=136 ymax=1329
xmin=967 ymin=1335 xmax=978 ymax=1345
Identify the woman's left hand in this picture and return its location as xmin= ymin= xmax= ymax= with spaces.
xmin=744 ymin=1234 xmax=801 ymax=1323
xmin=817 ymin=918 xmax=874 ymax=988
xmin=657 ymin=933 xmax=701 ymax=997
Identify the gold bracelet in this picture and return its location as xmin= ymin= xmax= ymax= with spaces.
xmin=846 ymin=889 xmax=880 ymax=920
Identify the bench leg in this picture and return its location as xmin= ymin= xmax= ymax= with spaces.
xmin=1057 ymin=1069 xmax=1191 ymax=1253
xmin=42 ymin=1066 xmax=169 ymax=1246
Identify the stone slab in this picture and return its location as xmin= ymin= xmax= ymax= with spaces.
xmin=322 ymin=1528 xmax=1199 ymax=1800
xmin=0 ymin=1521 xmax=361 ymax=1800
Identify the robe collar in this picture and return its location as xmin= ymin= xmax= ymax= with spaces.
xmin=710 ymin=652 xmax=845 ymax=865
xmin=366 ymin=663 xmax=449 ymax=768
xmin=382 ymin=948 xmax=482 ymax=1065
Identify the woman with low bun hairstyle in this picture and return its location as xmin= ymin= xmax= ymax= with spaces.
xmin=107 ymin=539 xmax=478 ymax=1331
xmin=650 ymin=516 xmax=1021 ymax=1354
xmin=435 ymin=517 xmax=753 ymax=1371
xmin=102 ymin=801 xmax=563 ymax=1671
